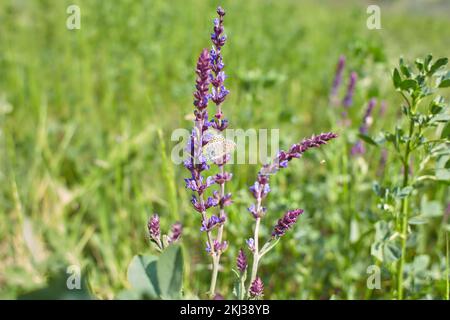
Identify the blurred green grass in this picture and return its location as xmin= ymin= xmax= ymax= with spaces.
xmin=0 ymin=0 xmax=449 ymax=299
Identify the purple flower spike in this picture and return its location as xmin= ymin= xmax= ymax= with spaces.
xmin=169 ymin=222 xmax=182 ymax=243
xmin=342 ymin=71 xmax=357 ymax=108
xmin=272 ymin=209 xmax=304 ymax=238
xmin=352 ymin=98 xmax=377 ymax=156
xmin=330 ymin=55 xmax=346 ymax=103
xmin=148 ymin=214 xmax=161 ymax=242
xmin=193 ymin=49 xmax=211 ymax=111
xmin=236 ymin=249 xmax=248 ymax=273
xmin=210 ymin=6 xmax=229 ymax=124
xmin=249 ymin=277 xmax=264 ymax=299
xmin=260 ymin=132 xmax=338 ymax=176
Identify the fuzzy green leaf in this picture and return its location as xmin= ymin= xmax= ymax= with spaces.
xmin=127 ymin=255 xmax=159 ymax=298
xmin=358 ymin=134 xmax=378 ymax=146
xmin=156 ymin=245 xmax=184 ymax=299
xmin=393 ymin=68 xmax=402 ymax=89
xmin=428 ymin=57 xmax=448 ymax=76
xmin=400 ymin=79 xmax=418 ymax=91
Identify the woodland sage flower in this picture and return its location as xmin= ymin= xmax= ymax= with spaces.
xmin=236 ymin=249 xmax=248 ymax=273
xmin=342 ymin=71 xmax=357 ymax=108
xmin=272 ymin=209 xmax=304 ymax=237
xmin=249 ymin=277 xmax=264 ymax=299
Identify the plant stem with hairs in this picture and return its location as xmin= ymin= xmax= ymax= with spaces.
xmin=396 ymin=96 xmax=416 ymax=300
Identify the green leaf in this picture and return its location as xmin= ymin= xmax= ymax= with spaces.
xmin=413 ymin=255 xmax=430 ymax=272
xmin=428 ymin=57 xmax=448 ymax=75
xmin=395 ymin=186 xmax=413 ymax=199
xmin=384 ymin=242 xmax=401 ymax=263
xmin=430 ymin=114 xmax=450 ymax=123
xmin=19 ymin=271 xmax=93 ymax=300
xmin=400 ymin=79 xmax=417 ymax=91
xmin=127 ymin=255 xmax=159 ymax=298
xmin=393 ymin=68 xmax=402 ymax=89
xmin=156 ymin=245 xmax=184 ymax=299
xmin=358 ymin=134 xmax=378 ymax=146
xmin=429 ymin=101 xmax=444 ymax=115
xmin=421 ymin=198 xmax=443 ymax=218
xmin=400 ymin=64 xmax=412 ymax=78
xmin=370 ymin=241 xmax=384 ymax=262
xmin=408 ymin=215 xmax=429 ymax=225
xmin=441 ymin=122 xmax=450 ymax=140
xmin=439 ymin=79 xmax=450 ymax=88
xmin=260 ymin=237 xmax=280 ymax=257
xmin=424 ymin=54 xmax=433 ymax=72
xmin=435 ymin=168 xmax=450 ymax=181
xmin=374 ymin=221 xmax=390 ymax=242
xmin=415 ymin=58 xmax=424 ymax=72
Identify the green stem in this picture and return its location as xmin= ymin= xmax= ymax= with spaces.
xmin=239 ymin=277 xmax=246 ymax=300
xmin=396 ymin=118 xmax=415 ymax=300
xmin=209 ymin=165 xmax=227 ymax=298
xmin=446 ymin=232 xmax=449 ymax=300
xmin=249 ymin=217 xmax=261 ymax=285
xmin=209 ymin=255 xmax=219 ymax=298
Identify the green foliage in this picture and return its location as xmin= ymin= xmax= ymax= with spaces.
xmin=18 ymin=270 xmax=93 ymax=300
xmin=1 ymin=0 xmax=449 ymax=300
xmin=124 ymin=245 xmax=184 ymax=299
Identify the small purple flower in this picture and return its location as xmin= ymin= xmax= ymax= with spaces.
xmin=249 ymin=277 xmax=264 ymax=299
xmin=249 ymin=182 xmax=271 ymax=199
xmin=200 ymin=215 xmax=224 ymax=232
xmin=247 ymin=204 xmax=267 ymax=219
xmin=205 ymin=196 xmax=219 ymax=209
xmin=191 ymin=195 xmax=204 ymax=213
xmin=272 ymin=209 xmax=304 ymax=237
xmin=236 ymin=249 xmax=248 ymax=273
xmin=214 ymin=172 xmax=232 ymax=184
xmin=169 ymin=222 xmax=182 ymax=243
xmin=211 ymin=85 xmax=230 ymax=105
xmin=351 ymin=140 xmax=365 ymax=156
xmin=206 ymin=239 xmax=228 ymax=254
xmin=184 ymin=176 xmax=215 ymax=194
xmin=215 ymin=191 xmax=232 ymax=207
xmin=342 ymin=71 xmax=357 ymax=108
xmin=148 ymin=214 xmax=161 ymax=242
xmin=246 ymin=238 xmax=256 ymax=253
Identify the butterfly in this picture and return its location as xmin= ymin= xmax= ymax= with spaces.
xmin=202 ymin=134 xmax=236 ymax=162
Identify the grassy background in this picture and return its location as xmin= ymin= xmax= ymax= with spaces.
xmin=0 ymin=0 xmax=449 ymax=299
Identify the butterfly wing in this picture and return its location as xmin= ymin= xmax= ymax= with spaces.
xmin=203 ymin=135 xmax=235 ymax=162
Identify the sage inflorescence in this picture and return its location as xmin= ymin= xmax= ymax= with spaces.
xmin=149 ymin=6 xmax=338 ymax=300
xmin=148 ymin=213 xmax=182 ymax=251
xmin=352 ymin=98 xmax=377 ymax=156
